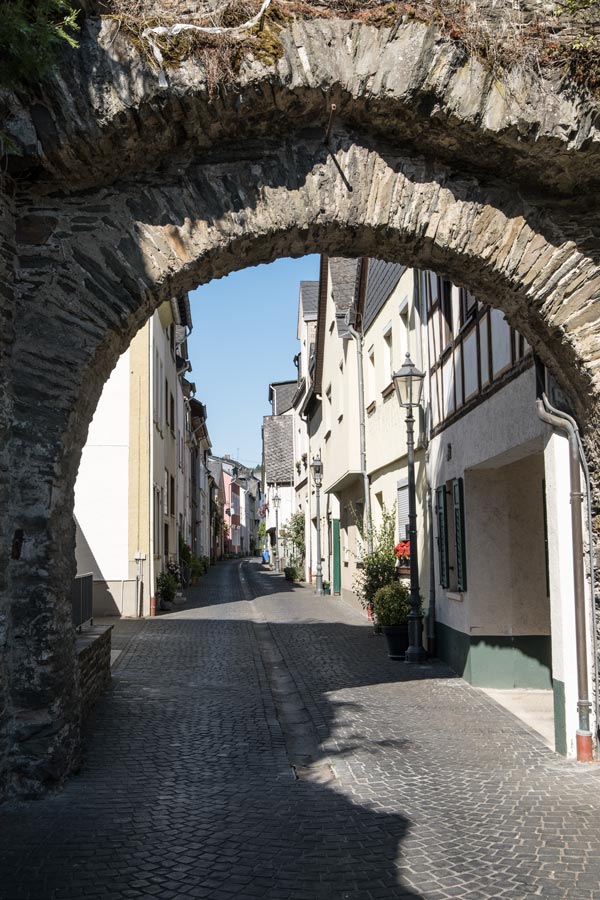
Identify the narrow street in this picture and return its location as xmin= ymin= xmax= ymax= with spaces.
xmin=2 ymin=559 xmax=600 ymax=900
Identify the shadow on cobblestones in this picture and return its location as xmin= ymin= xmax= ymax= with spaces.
xmin=2 ymin=561 xmax=600 ymax=900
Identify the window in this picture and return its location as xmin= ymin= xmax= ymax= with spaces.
xmin=436 ymin=479 xmax=467 ymax=591
xmin=338 ymin=360 xmax=344 ymax=420
xmin=383 ymin=324 xmax=393 ymax=383
xmin=170 ymin=393 xmax=175 ymax=434
xmin=159 ymin=359 xmax=164 ymax=426
xmin=154 ymin=487 xmax=162 ymax=555
xmin=169 ymin=323 xmax=175 ymax=356
xmin=165 ymin=379 xmax=169 ymax=428
xmin=459 ymin=288 xmax=477 ymax=327
xmin=164 ymin=470 xmax=169 ymax=515
xmin=397 ymin=481 xmax=409 ymax=542
xmin=439 ymin=278 xmax=453 ymax=350
xmin=367 ymin=348 xmax=376 ymax=405
xmin=164 ymin=523 xmax=169 ymax=559
xmin=154 ymin=349 xmax=160 ymax=423
xmin=399 ymin=298 xmax=409 ymax=362
xmin=170 ymin=475 xmax=175 ymax=516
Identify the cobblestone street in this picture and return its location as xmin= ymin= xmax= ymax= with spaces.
xmin=2 ymin=559 xmax=600 ymax=899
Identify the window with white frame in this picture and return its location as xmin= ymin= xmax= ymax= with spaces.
xmin=398 ymin=295 xmax=409 ymax=362
xmin=397 ymin=480 xmax=409 ymax=541
xmin=338 ymin=360 xmax=344 ymax=420
xmin=383 ymin=323 xmax=393 ymax=384
xmin=367 ymin=347 xmax=375 ymax=406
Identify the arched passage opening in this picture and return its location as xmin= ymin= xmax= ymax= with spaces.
xmin=4 ymin=9 xmax=600 ymax=798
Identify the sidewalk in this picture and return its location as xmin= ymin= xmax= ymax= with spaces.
xmin=1 ymin=559 xmax=599 ymax=900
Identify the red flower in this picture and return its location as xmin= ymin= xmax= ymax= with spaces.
xmin=394 ymin=541 xmax=410 ymax=561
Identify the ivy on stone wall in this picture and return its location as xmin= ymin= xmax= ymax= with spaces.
xmin=0 ymin=1 xmax=79 ymax=88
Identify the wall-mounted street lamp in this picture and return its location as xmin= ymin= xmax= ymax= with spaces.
xmin=273 ymin=491 xmax=281 ymax=573
xmin=392 ymin=352 xmax=426 ymax=663
xmin=310 ymin=455 xmax=324 ymax=596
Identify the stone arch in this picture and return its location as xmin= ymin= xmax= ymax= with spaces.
xmin=4 ymin=7 xmax=600 ymax=796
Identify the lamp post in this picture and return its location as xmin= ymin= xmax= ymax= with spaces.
xmin=392 ymin=352 xmax=426 ymax=663
xmin=310 ymin=455 xmax=324 ymax=595
xmin=273 ymin=491 xmax=281 ymax=572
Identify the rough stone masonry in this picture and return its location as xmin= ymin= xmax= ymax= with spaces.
xmin=2 ymin=2 xmax=600 ymax=798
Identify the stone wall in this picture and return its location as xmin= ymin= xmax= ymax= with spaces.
xmin=76 ymin=626 xmax=112 ymax=720
xmin=2 ymin=7 xmax=600 ymax=797
xmin=0 ymin=183 xmax=16 ymax=801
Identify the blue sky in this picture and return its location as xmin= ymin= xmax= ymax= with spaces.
xmin=187 ymin=255 xmax=320 ymax=467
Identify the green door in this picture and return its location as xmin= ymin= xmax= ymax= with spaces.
xmin=333 ymin=519 xmax=341 ymax=594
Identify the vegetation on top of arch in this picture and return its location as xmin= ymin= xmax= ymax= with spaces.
xmin=102 ymin=0 xmax=600 ymax=100
xmin=0 ymin=0 xmax=80 ymax=89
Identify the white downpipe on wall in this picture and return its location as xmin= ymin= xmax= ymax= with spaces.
xmin=148 ymin=317 xmax=156 ymax=616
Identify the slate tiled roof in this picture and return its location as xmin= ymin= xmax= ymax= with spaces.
xmin=300 ymin=281 xmax=319 ymax=321
xmin=262 ymin=415 xmax=294 ymax=484
xmin=270 ymin=381 xmax=297 ymax=416
xmin=362 ymin=259 xmax=407 ymax=333
xmin=207 ymin=457 xmax=223 ymax=483
xmin=329 ymin=258 xmax=360 ymax=337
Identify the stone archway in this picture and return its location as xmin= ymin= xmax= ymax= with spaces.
xmin=3 ymin=6 xmax=600 ymax=797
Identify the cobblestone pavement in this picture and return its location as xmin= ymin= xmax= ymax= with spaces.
xmin=2 ymin=560 xmax=600 ymax=900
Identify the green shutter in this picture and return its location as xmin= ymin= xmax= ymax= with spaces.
xmin=333 ymin=519 xmax=341 ymax=595
xmin=436 ymin=485 xmax=449 ymax=588
xmin=452 ymin=478 xmax=467 ymax=592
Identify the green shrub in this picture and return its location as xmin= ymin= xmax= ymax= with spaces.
xmin=372 ymin=582 xmax=411 ymax=627
xmin=0 ymin=1 xmax=79 ymax=88
xmin=190 ymin=556 xmax=204 ymax=579
xmin=156 ymin=571 xmax=178 ymax=604
xmin=353 ymin=506 xmax=398 ymax=610
xmin=283 ymin=564 xmax=302 ymax=582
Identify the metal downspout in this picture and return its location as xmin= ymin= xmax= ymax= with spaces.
xmin=347 ymin=323 xmax=372 ymax=551
xmin=536 ymin=394 xmax=593 ymax=761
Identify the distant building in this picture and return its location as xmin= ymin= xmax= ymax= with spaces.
xmin=262 ymin=382 xmax=296 ymax=567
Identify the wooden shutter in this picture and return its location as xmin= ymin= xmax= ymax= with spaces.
xmin=397 ymin=481 xmax=409 ymax=541
xmin=452 ymin=478 xmax=467 ymax=591
xmin=436 ymin=485 xmax=449 ymax=588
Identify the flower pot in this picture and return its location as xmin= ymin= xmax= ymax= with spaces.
xmin=382 ymin=624 xmax=409 ymax=660
xmin=396 ymin=566 xmax=410 ymax=577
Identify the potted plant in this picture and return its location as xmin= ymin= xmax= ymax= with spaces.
xmin=353 ymin=506 xmax=397 ymax=621
xmin=394 ymin=540 xmax=411 ymax=577
xmin=372 ymin=581 xmax=411 ymax=659
xmin=156 ymin=571 xmax=178 ymax=611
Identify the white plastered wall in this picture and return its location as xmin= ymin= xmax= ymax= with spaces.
xmin=75 ymin=349 xmax=131 ymax=582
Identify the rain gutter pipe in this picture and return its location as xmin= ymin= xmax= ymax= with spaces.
xmin=535 ymin=391 xmax=594 ymax=761
xmin=346 ymin=322 xmax=372 ymax=552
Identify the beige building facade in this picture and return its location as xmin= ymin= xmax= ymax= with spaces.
xmin=75 ymin=296 xmax=204 ymax=616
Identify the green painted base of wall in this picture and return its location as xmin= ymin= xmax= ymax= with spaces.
xmin=436 ymin=622 xmax=552 ymax=689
